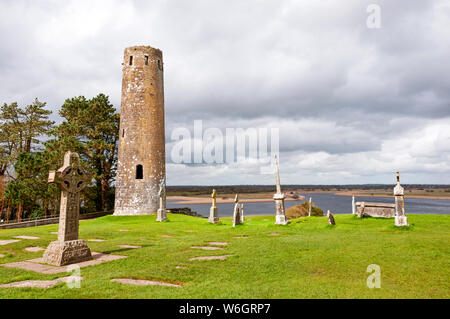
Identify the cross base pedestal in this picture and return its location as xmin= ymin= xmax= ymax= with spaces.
xmin=43 ymin=239 xmax=92 ymax=266
xmin=275 ymin=214 xmax=290 ymax=225
xmin=156 ymin=209 xmax=167 ymax=222
xmin=395 ymin=216 xmax=409 ymax=227
xmin=209 ymin=207 xmax=219 ymax=223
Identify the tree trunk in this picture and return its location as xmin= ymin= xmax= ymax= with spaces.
xmin=17 ymin=203 xmax=23 ymax=222
xmin=6 ymin=205 xmax=11 ymax=221
xmin=25 ymin=138 xmax=31 ymax=153
xmin=43 ymin=199 xmax=48 ymax=218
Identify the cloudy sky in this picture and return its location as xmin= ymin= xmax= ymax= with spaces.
xmin=1 ymin=0 xmax=449 ymax=185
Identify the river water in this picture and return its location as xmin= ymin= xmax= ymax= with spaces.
xmin=167 ymin=192 xmax=450 ymax=217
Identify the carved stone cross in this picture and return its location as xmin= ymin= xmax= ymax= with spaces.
xmin=48 ymin=151 xmax=87 ymax=242
xmin=43 ymin=151 xmax=92 ymax=266
xmin=208 ymin=188 xmax=219 ymax=223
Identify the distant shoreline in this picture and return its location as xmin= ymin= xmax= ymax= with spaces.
xmin=333 ymin=191 xmax=450 ymax=200
xmin=167 ymin=195 xmax=304 ymax=205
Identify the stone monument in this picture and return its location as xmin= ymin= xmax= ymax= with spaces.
xmin=156 ymin=178 xmax=167 ymax=222
xmin=308 ymin=197 xmax=312 ymax=217
xmin=232 ymin=194 xmax=241 ymax=227
xmin=352 ymin=195 xmax=356 ymax=215
xmin=273 ymin=154 xmax=289 ymax=225
xmin=327 ymin=210 xmax=336 ymax=225
xmin=208 ymin=189 xmax=219 ymax=223
xmin=240 ymin=204 xmax=245 ymax=223
xmin=357 ymin=202 xmax=365 ymax=218
xmin=356 ymin=201 xmax=395 ymax=218
xmin=42 ymin=151 xmax=93 ymax=266
xmin=394 ymin=171 xmax=408 ymax=227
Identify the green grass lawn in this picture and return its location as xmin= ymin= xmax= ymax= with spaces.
xmin=0 ymin=214 xmax=449 ymax=298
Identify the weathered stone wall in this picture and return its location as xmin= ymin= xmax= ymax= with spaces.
xmin=356 ymin=202 xmax=395 ymax=218
xmin=114 ymin=46 xmax=166 ymax=215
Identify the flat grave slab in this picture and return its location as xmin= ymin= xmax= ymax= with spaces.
xmin=0 ymin=276 xmax=82 ymax=288
xmin=1 ymin=252 xmax=126 ymax=274
xmin=117 ymin=245 xmax=141 ymax=249
xmin=189 ymin=255 xmax=233 ymax=261
xmin=208 ymin=242 xmax=228 ymax=246
xmin=190 ymin=246 xmax=223 ymax=250
xmin=14 ymin=236 xmax=40 ymax=240
xmin=24 ymin=247 xmax=45 ymax=252
xmin=0 ymin=240 xmax=20 ymax=246
xmin=111 ymin=278 xmax=182 ymax=287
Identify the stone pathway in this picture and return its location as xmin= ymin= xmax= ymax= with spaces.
xmin=208 ymin=242 xmax=228 ymax=246
xmin=87 ymin=239 xmax=106 ymax=242
xmin=1 ymin=252 xmax=126 ymax=274
xmin=0 ymin=276 xmax=83 ymax=289
xmin=190 ymin=246 xmax=223 ymax=251
xmin=0 ymin=240 xmax=20 ymax=246
xmin=24 ymin=247 xmax=45 ymax=252
xmin=111 ymin=278 xmax=182 ymax=287
xmin=189 ymin=255 xmax=232 ymax=261
xmin=117 ymin=245 xmax=141 ymax=249
xmin=14 ymin=236 xmax=40 ymax=240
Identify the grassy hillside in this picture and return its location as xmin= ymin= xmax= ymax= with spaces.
xmin=0 ymin=214 xmax=449 ymax=298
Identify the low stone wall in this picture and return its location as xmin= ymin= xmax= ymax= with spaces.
xmin=167 ymin=207 xmax=205 ymax=218
xmin=0 ymin=211 xmax=113 ymax=230
xmin=356 ymin=202 xmax=395 ymax=218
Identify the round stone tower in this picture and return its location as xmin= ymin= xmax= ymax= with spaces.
xmin=114 ymin=45 xmax=166 ymax=215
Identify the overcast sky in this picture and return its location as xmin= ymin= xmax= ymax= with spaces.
xmin=1 ymin=0 xmax=449 ymax=185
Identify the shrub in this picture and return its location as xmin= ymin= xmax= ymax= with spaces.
xmin=286 ymin=201 xmax=324 ymax=219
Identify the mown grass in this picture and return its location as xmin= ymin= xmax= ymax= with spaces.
xmin=0 ymin=214 xmax=449 ymax=299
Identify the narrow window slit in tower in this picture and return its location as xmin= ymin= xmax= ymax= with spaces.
xmin=129 ymin=56 xmax=133 ymax=66
xmin=145 ymin=55 xmax=149 ymax=65
xmin=122 ymin=129 xmax=125 ymax=138
xmin=136 ymin=165 xmax=143 ymax=179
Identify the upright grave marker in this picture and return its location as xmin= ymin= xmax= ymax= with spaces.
xmin=232 ymin=194 xmax=241 ymax=227
xmin=43 ymin=151 xmax=93 ymax=266
xmin=327 ymin=210 xmax=336 ymax=225
xmin=273 ymin=155 xmax=289 ymax=225
xmin=156 ymin=178 xmax=167 ymax=222
xmin=209 ymin=189 xmax=219 ymax=223
xmin=308 ymin=197 xmax=312 ymax=217
xmin=352 ymin=196 xmax=356 ymax=215
xmin=394 ymin=171 xmax=408 ymax=227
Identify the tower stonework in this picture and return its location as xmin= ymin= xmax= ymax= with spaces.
xmin=114 ymin=46 xmax=166 ymax=215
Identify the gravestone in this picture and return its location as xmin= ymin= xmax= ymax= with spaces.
xmin=273 ymin=155 xmax=289 ymax=225
xmin=308 ymin=197 xmax=312 ymax=217
xmin=232 ymin=194 xmax=241 ymax=227
xmin=156 ymin=178 xmax=167 ymax=222
xmin=356 ymin=202 xmax=395 ymax=218
xmin=208 ymin=189 xmax=219 ymax=223
xmin=42 ymin=151 xmax=92 ymax=266
xmin=394 ymin=171 xmax=408 ymax=226
xmin=352 ymin=196 xmax=356 ymax=215
xmin=240 ymin=204 xmax=244 ymax=223
xmin=327 ymin=210 xmax=335 ymax=225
